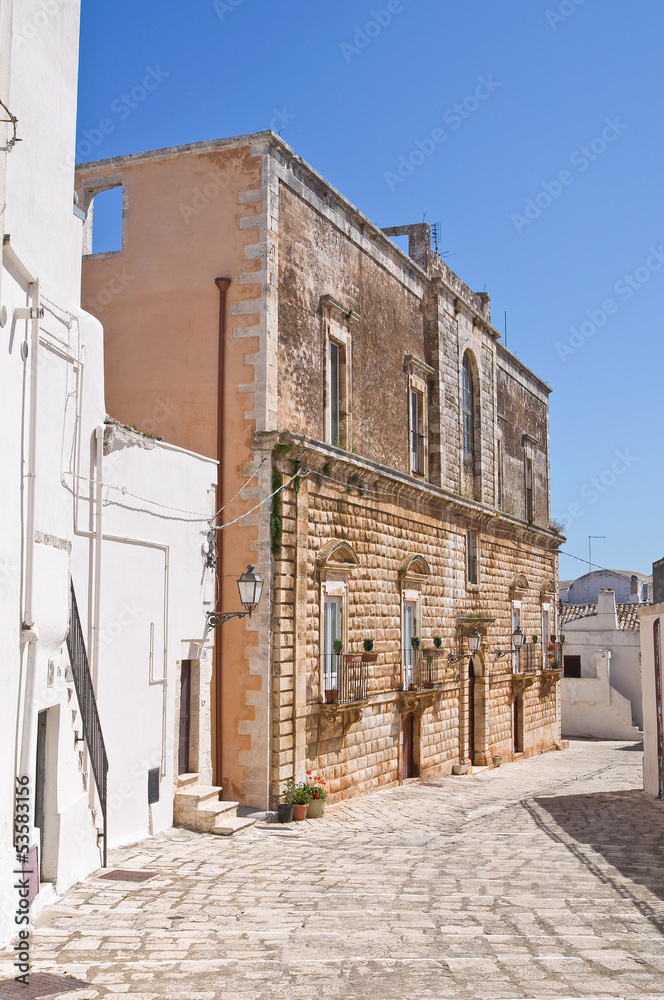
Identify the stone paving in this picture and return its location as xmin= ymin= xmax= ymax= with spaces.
xmin=2 ymin=740 xmax=664 ymax=999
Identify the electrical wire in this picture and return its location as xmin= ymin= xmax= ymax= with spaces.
xmin=212 ymin=468 xmax=309 ymax=531
xmin=210 ymin=457 xmax=267 ymax=524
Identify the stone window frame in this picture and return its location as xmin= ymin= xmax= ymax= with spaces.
xmin=320 ymin=295 xmax=359 ymax=450
xmin=460 ymin=350 xmax=479 ymax=465
xmin=405 ymin=355 xmax=433 ymax=480
xmin=316 ymin=540 xmax=359 ymax=699
xmin=465 ymin=528 xmax=479 ymax=590
xmin=522 ymin=434 xmax=537 ymax=522
xmin=398 ymin=554 xmax=431 ymax=688
xmin=511 ymin=598 xmax=523 ymax=674
xmin=79 ymin=173 xmax=127 ymax=258
xmin=496 ymin=422 xmax=505 ymax=510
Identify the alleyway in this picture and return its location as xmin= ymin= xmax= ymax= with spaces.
xmin=2 ymin=740 xmax=664 ymax=1000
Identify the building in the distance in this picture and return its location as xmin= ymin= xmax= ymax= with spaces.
xmin=560 ymin=591 xmax=642 ymax=740
xmin=560 ymin=569 xmax=651 ymax=605
xmin=75 ymin=133 xmax=565 ymax=810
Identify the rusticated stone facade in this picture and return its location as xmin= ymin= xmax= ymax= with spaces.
xmin=76 ymin=130 xmax=563 ymax=810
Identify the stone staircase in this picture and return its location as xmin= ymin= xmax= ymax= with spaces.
xmin=65 ymin=663 xmax=105 ymax=845
xmin=174 ymin=773 xmax=255 ymax=836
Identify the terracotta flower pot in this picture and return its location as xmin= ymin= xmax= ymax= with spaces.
xmin=325 ymin=689 xmax=338 ymax=704
xmin=306 ymin=797 xmax=325 ymax=818
xmin=362 ymin=652 xmax=378 ymax=662
xmin=292 ymin=803 xmax=308 ymax=821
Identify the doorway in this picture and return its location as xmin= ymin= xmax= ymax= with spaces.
xmin=468 ymin=660 xmax=475 ymax=763
xmin=34 ymin=711 xmax=47 ymax=880
xmin=403 ymin=713 xmax=415 ymax=778
xmin=178 ymin=661 xmax=191 ymax=775
xmin=513 ymin=696 xmax=523 ymax=754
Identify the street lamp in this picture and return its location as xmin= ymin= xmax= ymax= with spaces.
xmin=203 ymin=565 xmax=264 ymax=639
xmin=449 ymin=627 xmax=482 ymax=665
xmin=493 ymin=625 xmax=527 ymax=660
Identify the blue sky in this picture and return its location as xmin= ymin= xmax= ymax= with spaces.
xmin=77 ymin=0 xmax=664 ymax=580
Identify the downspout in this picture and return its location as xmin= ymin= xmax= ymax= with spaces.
xmin=5 ymin=241 xmax=44 ymax=784
xmin=92 ymin=425 xmax=104 ymax=685
xmin=214 ymin=277 xmax=230 ymax=785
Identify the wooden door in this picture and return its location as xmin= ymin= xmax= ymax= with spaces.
xmin=468 ymin=661 xmax=475 ymax=763
xmin=178 ymin=661 xmax=191 ymax=775
xmin=513 ymin=697 xmax=521 ymax=753
xmin=403 ymin=714 xmax=414 ymax=779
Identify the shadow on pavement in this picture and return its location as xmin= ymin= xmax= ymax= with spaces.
xmin=527 ymin=789 xmax=664 ymax=935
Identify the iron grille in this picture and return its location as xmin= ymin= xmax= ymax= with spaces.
xmin=67 ymin=582 xmax=108 ymax=867
xmin=320 ymin=653 xmax=368 ymax=704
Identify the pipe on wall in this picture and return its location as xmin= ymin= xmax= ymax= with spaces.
xmin=214 ymin=277 xmax=230 ymax=786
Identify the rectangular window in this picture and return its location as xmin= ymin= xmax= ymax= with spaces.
xmin=525 ymin=455 xmax=533 ymax=520
xmin=497 ymin=440 xmax=503 ymax=509
xmin=541 ymin=606 xmax=550 ymax=669
xmin=466 ymin=530 xmax=478 ymax=586
xmin=512 ymin=604 xmax=521 ymax=673
xmin=403 ymin=600 xmax=417 ymax=688
xmin=323 ymin=596 xmax=341 ymax=694
xmin=328 ymin=341 xmax=341 ymax=446
xmin=563 ymin=654 xmax=581 ymax=678
xmin=410 ymin=389 xmax=425 ymax=475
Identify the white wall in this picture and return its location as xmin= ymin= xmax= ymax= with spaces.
xmin=0 ymin=0 xmax=216 ymax=947
xmin=637 ymin=603 xmax=664 ymax=797
xmin=562 ymin=650 xmax=641 ymax=740
xmin=562 ymin=591 xmax=642 ymax=728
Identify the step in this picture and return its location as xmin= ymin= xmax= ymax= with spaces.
xmin=174 ymin=784 xmax=223 ymax=808
xmin=210 ymin=814 xmax=256 ymax=837
xmin=176 ymin=772 xmax=200 ymax=788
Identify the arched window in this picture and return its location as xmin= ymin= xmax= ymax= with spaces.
xmin=462 ymin=352 xmax=474 ymax=459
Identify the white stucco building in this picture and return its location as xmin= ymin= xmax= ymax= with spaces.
xmin=560 ymin=569 xmax=651 ymax=605
xmin=637 ymin=599 xmax=664 ymax=798
xmin=0 ymin=0 xmax=218 ymax=947
xmin=560 ymin=590 xmax=642 ymax=740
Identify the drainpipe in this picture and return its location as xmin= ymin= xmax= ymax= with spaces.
xmin=5 ymin=241 xmax=43 ymax=786
xmin=214 ymin=277 xmax=230 ymax=786
xmin=92 ymin=425 xmax=104 ymax=685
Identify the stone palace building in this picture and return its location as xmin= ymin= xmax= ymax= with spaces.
xmin=75 ymin=132 xmax=564 ymax=809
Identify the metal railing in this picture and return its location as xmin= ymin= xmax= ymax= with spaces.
xmin=403 ymin=647 xmax=447 ymax=689
xmin=320 ymin=653 xmax=368 ymax=704
xmin=67 ymin=582 xmax=108 ymax=867
xmin=518 ymin=643 xmax=540 ymax=673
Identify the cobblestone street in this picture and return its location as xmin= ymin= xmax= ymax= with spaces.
xmin=2 ymin=740 xmax=664 ymax=1000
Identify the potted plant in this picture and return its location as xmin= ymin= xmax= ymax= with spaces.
xmin=291 ymin=781 xmax=311 ymax=821
xmin=559 ymin=634 xmax=566 ymax=643
xmin=410 ymin=635 xmax=420 ymax=650
xmin=278 ymin=779 xmax=296 ymax=823
xmin=550 ymin=633 xmax=557 ymax=643
xmin=433 ymin=636 xmax=443 ymax=649
xmin=362 ymin=636 xmax=378 ymax=662
xmin=332 ymin=638 xmax=343 ymax=655
xmin=325 ymin=688 xmax=338 ymax=704
xmin=532 ymin=635 xmax=538 ymax=643
xmin=305 ymin=772 xmax=328 ymax=818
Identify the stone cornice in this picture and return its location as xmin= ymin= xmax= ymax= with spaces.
xmin=260 ymin=431 xmax=565 ymax=551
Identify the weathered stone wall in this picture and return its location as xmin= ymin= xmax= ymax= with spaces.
xmin=269 ymin=446 xmax=560 ymax=804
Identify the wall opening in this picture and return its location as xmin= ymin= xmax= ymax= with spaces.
xmin=90 ymin=186 xmax=123 ymax=254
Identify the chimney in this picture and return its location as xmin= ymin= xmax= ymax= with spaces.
xmin=597 ymin=589 xmax=618 ymax=629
